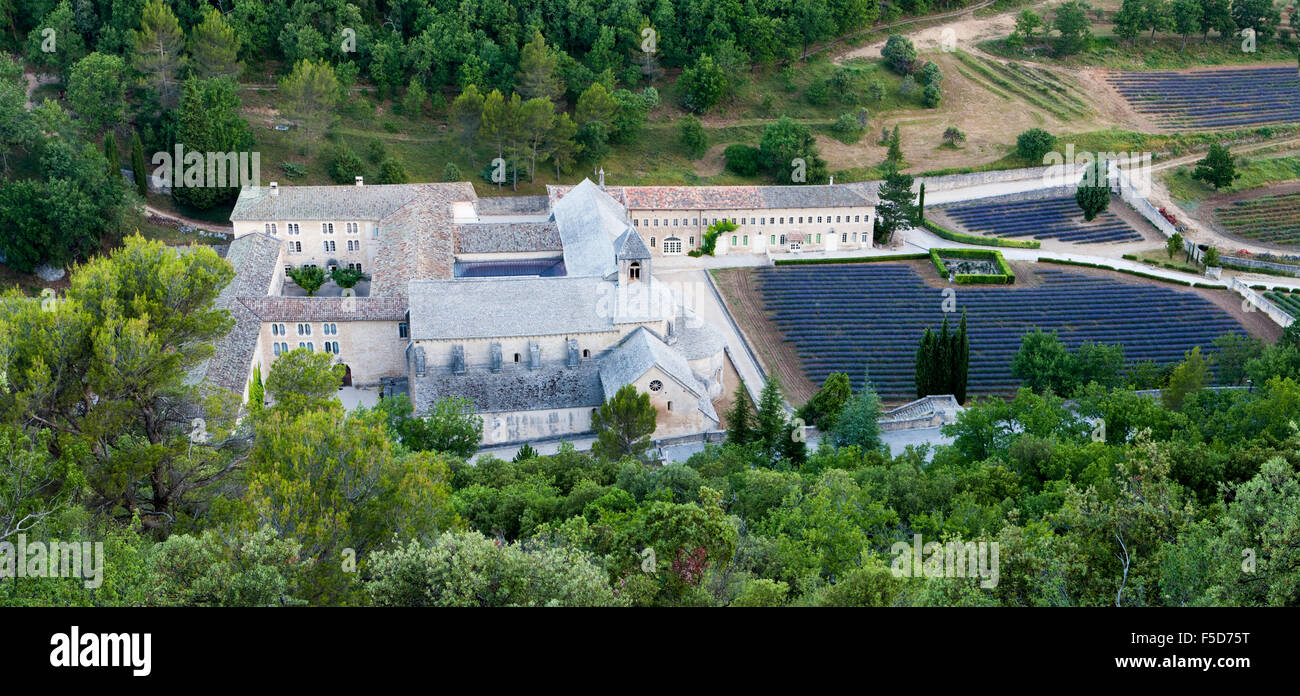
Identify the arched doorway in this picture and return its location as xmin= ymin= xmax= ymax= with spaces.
xmin=341 ymin=364 xmax=353 ymax=387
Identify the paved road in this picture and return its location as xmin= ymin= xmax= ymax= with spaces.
xmin=476 ymin=426 xmax=953 ymax=464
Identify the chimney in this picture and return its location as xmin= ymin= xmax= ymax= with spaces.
xmin=598 ymin=168 xmax=605 ymax=188
xmin=355 ymin=176 xmax=364 ymax=186
xmin=269 ymin=181 xmax=279 ymax=196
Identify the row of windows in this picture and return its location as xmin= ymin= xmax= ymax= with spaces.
xmin=649 ymin=231 xmax=864 ymax=250
xmin=286 ymin=238 xmax=363 ymax=255
xmin=265 ymin=222 xmax=375 ymax=238
xmin=648 ymin=236 xmax=694 ymax=249
xmin=272 ymin=341 xmax=341 ymax=355
xmin=271 ymin=323 xmax=340 ymax=337
xmin=635 ymin=214 xmax=866 ymax=228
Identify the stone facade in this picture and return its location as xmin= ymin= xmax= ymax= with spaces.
xmin=222 ymin=178 xmax=751 ymax=447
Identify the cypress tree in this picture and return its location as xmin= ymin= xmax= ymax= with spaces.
xmin=916 ymin=181 xmax=926 ymax=223
xmin=726 ymin=381 xmax=756 ymax=445
xmin=937 ymin=316 xmax=952 ymax=395
xmin=103 ymin=131 xmax=121 ymax=179
xmin=915 ymin=328 xmax=933 ymax=398
xmin=954 ymin=312 xmax=969 ymax=403
xmin=130 ymin=131 xmax=148 ymax=196
xmin=247 ymin=364 xmax=264 ymax=415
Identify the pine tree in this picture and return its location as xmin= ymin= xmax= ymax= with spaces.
xmin=103 ymin=131 xmax=120 ymax=179
xmin=831 ymin=373 xmax=884 ymax=453
xmin=886 ymin=124 xmax=903 ymax=166
xmin=133 ymin=0 xmax=187 ymax=106
xmin=515 ymin=30 xmax=564 ymax=105
xmin=188 ymin=8 xmax=242 ymax=81
xmin=725 ymin=381 xmax=756 ymax=445
xmin=513 ymin=443 xmax=539 ymax=462
xmin=130 ymin=130 xmax=148 ymax=195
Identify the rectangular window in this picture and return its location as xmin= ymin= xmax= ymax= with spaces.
xmin=650 ymin=237 xmax=656 ymax=248
xmin=770 ymin=235 xmax=776 ymax=244
xmin=398 ymin=322 xmax=408 ymax=339
xmin=743 ymin=235 xmax=748 ymax=245
xmin=689 ymin=236 xmax=694 ymax=246
xmin=731 ymin=235 xmax=737 ymax=246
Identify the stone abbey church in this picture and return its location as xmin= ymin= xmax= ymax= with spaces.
xmin=202 ymin=176 xmax=877 ymax=445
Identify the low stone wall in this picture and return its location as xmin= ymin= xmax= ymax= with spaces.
xmin=1220 ymin=256 xmax=1300 ymax=277
xmin=1229 ymin=277 xmax=1296 ymax=328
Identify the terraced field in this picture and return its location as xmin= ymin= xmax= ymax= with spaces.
xmin=1265 ymin=289 xmax=1300 ymax=318
xmin=755 ymin=264 xmax=1248 ymax=398
xmin=952 ymin=51 xmax=1092 ymax=121
xmin=1217 ymin=192 xmax=1300 ymax=246
xmin=939 ymin=196 xmax=1144 ymax=244
xmin=1104 ymin=67 xmax=1300 ymax=130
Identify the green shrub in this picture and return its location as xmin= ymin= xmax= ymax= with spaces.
xmin=723 ymin=144 xmax=761 ymax=176
xmin=921 ymin=220 xmax=1039 ymax=249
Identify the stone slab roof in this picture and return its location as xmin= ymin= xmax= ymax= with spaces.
xmin=411 ymin=360 xmax=605 ymax=414
xmin=548 ymin=179 xmax=625 ymax=278
xmin=408 ymin=276 xmax=615 ymax=340
xmin=614 ymin=228 xmax=651 ymax=260
xmin=473 ymin=195 xmax=550 ymax=215
xmin=369 ymin=182 xmax=477 ymax=297
xmin=454 ymin=221 xmax=562 ymax=254
xmin=598 ymin=328 xmax=718 ymax=424
xmin=231 ymin=183 xmax=430 ymax=221
xmin=238 ymin=296 xmax=408 ymax=322
xmin=189 ymin=233 xmax=282 ymax=392
xmin=672 ymin=316 xmax=727 ymax=361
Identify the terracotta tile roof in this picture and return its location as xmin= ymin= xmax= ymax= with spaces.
xmin=548 ymin=181 xmax=876 ymax=211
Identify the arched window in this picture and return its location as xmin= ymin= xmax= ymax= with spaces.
xmin=582 ymin=349 xmax=590 ymax=358
xmin=628 ymin=262 xmax=641 ymax=281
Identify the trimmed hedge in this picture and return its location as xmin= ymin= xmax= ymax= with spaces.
xmin=931 ymin=247 xmax=1015 ymax=285
xmin=921 ymin=219 xmax=1040 ymax=249
xmin=1036 ymin=257 xmax=1199 ymax=287
xmin=774 ymin=253 xmax=929 ymax=266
